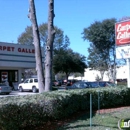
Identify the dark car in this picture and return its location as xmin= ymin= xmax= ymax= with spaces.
xmin=62 ymin=79 xmax=69 ymax=85
xmin=105 ymin=82 xmax=116 ymax=87
xmin=53 ymin=80 xmax=62 ymax=86
xmin=84 ymin=81 xmax=116 ymax=88
xmin=0 ymin=83 xmax=12 ymax=94
xmin=98 ymin=81 xmax=107 ymax=87
xmin=86 ymin=81 xmax=100 ymax=88
xmin=67 ymin=80 xmax=78 ymax=86
xmin=62 ymin=79 xmax=78 ymax=86
xmin=98 ymin=81 xmax=116 ymax=87
xmin=66 ymin=81 xmax=90 ymax=89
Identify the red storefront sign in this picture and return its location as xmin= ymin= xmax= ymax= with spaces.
xmin=0 ymin=45 xmax=35 ymax=54
xmin=115 ymin=20 xmax=130 ymax=46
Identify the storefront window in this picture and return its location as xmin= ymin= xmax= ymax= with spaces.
xmin=0 ymin=70 xmax=18 ymax=83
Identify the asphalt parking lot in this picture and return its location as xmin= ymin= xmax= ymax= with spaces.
xmin=0 ymin=87 xmax=67 ymax=97
xmin=0 ymin=91 xmax=37 ymax=97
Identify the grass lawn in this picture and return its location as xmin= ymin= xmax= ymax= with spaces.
xmin=56 ymin=107 xmax=130 ymax=130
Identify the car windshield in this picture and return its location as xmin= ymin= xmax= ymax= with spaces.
xmin=24 ymin=79 xmax=29 ymax=83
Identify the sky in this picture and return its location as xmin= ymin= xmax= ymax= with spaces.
xmin=0 ymin=0 xmax=130 ymax=58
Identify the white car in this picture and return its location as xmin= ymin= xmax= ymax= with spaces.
xmin=18 ymin=78 xmax=38 ymax=93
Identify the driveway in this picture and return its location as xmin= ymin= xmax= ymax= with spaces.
xmin=0 ymin=90 xmax=37 ymax=97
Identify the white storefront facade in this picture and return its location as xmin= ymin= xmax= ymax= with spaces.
xmin=69 ymin=66 xmax=127 ymax=82
xmin=0 ymin=42 xmax=44 ymax=89
xmin=83 ymin=66 xmax=127 ymax=81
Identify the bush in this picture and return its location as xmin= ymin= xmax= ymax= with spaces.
xmin=0 ymin=87 xmax=130 ymax=129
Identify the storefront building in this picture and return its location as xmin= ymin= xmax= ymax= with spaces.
xmin=0 ymin=42 xmax=44 ymax=89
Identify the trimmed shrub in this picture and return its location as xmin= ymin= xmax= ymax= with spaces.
xmin=0 ymin=87 xmax=130 ymax=129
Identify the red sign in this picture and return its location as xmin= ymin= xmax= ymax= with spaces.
xmin=115 ymin=20 xmax=130 ymax=46
xmin=0 ymin=45 xmax=35 ymax=54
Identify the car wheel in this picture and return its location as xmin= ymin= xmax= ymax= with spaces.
xmin=32 ymin=86 xmax=37 ymax=93
xmin=19 ymin=86 xmax=23 ymax=92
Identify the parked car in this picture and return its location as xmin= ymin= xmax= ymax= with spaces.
xmin=18 ymin=78 xmax=38 ymax=93
xmin=86 ymin=81 xmax=100 ymax=88
xmin=62 ymin=79 xmax=78 ymax=86
xmin=68 ymin=80 xmax=78 ymax=86
xmin=105 ymin=82 xmax=116 ymax=87
xmin=66 ymin=81 xmax=90 ymax=89
xmin=66 ymin=80 xmax=116 ymax=90
xmin=62 ymin=79 xmax=68 ymax=85
xmin=87 ymin=81 xmax=116 ymax=88
xmin=53 ymin=80 xmax=62 ymax=86
xmin=0 ymin=83 xmax=12 ymax=94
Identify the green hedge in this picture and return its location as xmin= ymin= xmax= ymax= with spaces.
xmin=0 ymin=86 xmax=130 ymax=129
